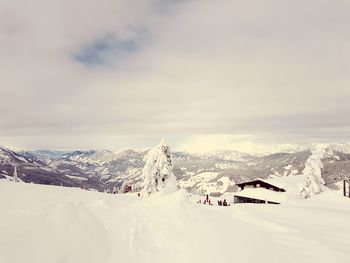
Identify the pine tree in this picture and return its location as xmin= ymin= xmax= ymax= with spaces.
xmin=13 ymin=166 xmax=18 ymax=182
xmin=141 ymin=139 xmax=177 ymax=195
xmin=298 ymin=146 xmax=326 ymax=198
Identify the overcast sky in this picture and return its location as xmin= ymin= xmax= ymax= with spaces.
xmin=0 ymin=0 xmax=350 ymax=152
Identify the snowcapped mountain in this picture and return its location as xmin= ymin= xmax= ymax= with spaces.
xmin=1 ymin=144 xmax=350 ymax=195
xmin=0 ymin=147 xmax=105 ymax=190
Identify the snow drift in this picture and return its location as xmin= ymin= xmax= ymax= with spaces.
xmin=1 ymin=181 xmax=350 ymax=263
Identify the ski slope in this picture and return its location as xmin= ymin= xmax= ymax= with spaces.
xmin=0 ymin=181 xmax=349 ymax=263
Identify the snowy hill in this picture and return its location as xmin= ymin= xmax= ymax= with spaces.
xmin=1 ymin=144 xmax=350 ymax=195
xmin=0 ymin=180 xmax=349 ymax=263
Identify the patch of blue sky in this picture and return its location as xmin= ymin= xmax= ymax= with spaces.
xmin=73 ymin=35 xmax=138 ymax=67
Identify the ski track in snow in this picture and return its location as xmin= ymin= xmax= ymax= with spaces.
xmin=233 ymin=204 xmax=350 ymax=262
xmin=0 ymin=181 xmax=350 ymax=263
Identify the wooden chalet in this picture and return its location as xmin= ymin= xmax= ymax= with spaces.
xmin=234 ymin=179 xmax=286 ymax=205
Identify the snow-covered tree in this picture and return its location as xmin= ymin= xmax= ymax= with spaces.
xmin=12 ymin=166 xmax=18 ymax=182
xmin=141 ymin=139 xmax=177 ymax=196
xmin=298 ymin=146 xmax=326 ymax=198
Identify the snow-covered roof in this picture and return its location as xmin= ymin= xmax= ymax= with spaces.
xmin=235 ymin=188 xmax=287 ymax=203
xmin=236 ymin=179 xmax=286 ymax=191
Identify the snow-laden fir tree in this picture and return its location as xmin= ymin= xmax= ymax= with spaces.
xmin=298 ymin=145 xmax=326 ymax=198
xmin=141 ymin=139 xmax=177 ymax=195
xmin=12 ymin=166 xmax=18 ymax=182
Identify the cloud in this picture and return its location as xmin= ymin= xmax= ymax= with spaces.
xmin=0 ymin=0 xmax=350 ymax=149
xmin=177 ymin=134 xmax=305 ymax=155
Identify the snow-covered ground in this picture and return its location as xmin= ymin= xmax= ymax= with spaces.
xmin=1 ymin=181 xmax=350 ymax=263
xmin=178 ymin=172 xmax=234 ymax=194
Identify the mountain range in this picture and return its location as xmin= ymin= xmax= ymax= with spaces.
xmin=1 ymin=144 xmax=350 ymax=195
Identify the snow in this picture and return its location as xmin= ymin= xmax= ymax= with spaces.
xmin=178 ymin=172 xmax=232 ymax=194
xmin=67 ymin=150 xmax=124 ymax=165
xmin=284 ymin=164 xmax=292 ymax=170
xmin=327 ymin=143 xmax=350 ymax=154
xmin=1 ymin=181 xmax=350 ymax=263
xmin=214 ymin=163 xmax=232 ymax=169
xmin=1 ymin=173 xmax=24 ymax=182
xmin=65 ymin=174 xmax=88 ymax=181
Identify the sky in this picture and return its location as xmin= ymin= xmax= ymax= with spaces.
xmin=0 ymin=0 xmax=350 ymax=152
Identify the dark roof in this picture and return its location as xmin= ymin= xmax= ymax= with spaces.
xmin=235 ymin=179 xmax=286 ymax=192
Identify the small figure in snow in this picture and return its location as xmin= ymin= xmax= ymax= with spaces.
xmin=223 ymin=199 xmax=228 ymax=206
